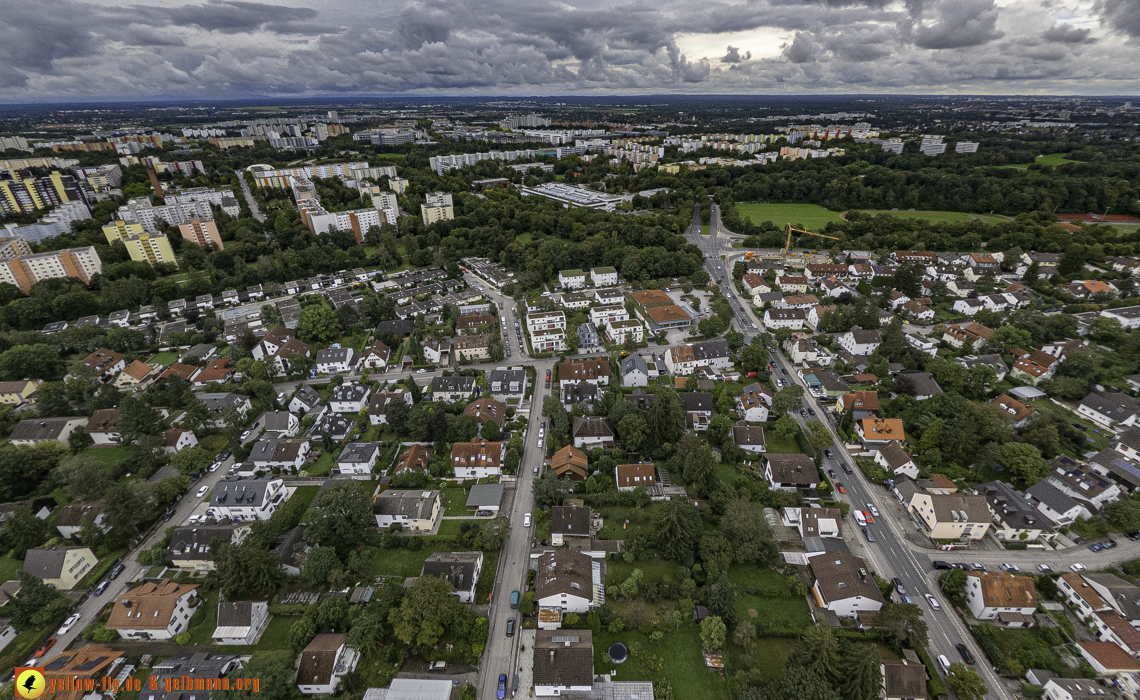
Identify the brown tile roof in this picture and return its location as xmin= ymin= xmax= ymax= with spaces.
xmin=533 ymin=630 xmax=595 ymax=688
xmin=929 ymin=474 xmax=957 ymax=490
xmin=85 ymin=408 xmax=119 ymax=434
xmin=1078 ymin=641 xmax=1140 ymax=671
xmin=558 ymin=358 xmax=611 ymax=382
xmin=535 ymin=549 xmax=597 ymax=601
xmin=120 ymin=360 xmax=155 ymax=380
xmin=81 ymin=348 xmax=124 ymax=376
xmin=1062 ymin=573 xmax=1109 ymax=610
xmin=882 ymin=660 xmax=927 ymax=700
xmin=645 ymin=305 xmax=691 ymax=323
xmin=395 ymin=444 xmax=432 ymax=474
xmin=361 ymin=340 xmax=390 ymax=361
xmin=551 ymin=445 xmax=587 ymax=480
xmin=452 ymin=333 xmax=490 ymax=351
xmin=862 ymin=417 xmax=905 ymax=441
xmin=572 ymin=416 xmax=614 ymax=439
xmin=41 ymin=645 xmax=124 ymax=700
xmin=630 ymin=289 xmax=672 ymax=306
xmin=106 ymin=579 xmax=198 ymax=630
xmin=161 ymin=363 xmax=197 ymax=381
xmin=297 ymin=633 xmax=348 ymax=686
xmin=968 ymin=571 xmax=1037 ymax=608
xmin=1099 ymin=612 xmax=1140 ymax=651
xmin=463 ymin=397 xmax=507 ymax=426
xmin=992 ymin=394 xmax=1033 ymax=422
xmin=615 ymin=463 xmax=656 ymax=488
xmin=455 ymin=313 xmax=497 ymax=330
xmin=193 ymin=358 xmax=232 ymax=383
xmin=450 ymin=439 xmax=503 ymax=470
xmin=159 ymin=429 xmax=191 ymax=447
xmin=841 ymin=390 xmax=879 ymax=412
xmin=260 ymin=325 xmax=294 ymax=346
xmin=811 ymin=553 xmax=884 ymax=605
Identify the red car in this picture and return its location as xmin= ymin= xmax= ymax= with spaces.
xmin=745 ymin=371 xmax=757 ymax=378
xmin=836 ymin=483 xmax=847 ymax=494
xmin=862 ymin=510 xmax=874 ymax=524
xmin=34 ymin=638 xmax=56 ymax=658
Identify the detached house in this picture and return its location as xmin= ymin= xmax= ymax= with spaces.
xmin=106 ymin=580 xmax=200 ymax=640
xmin=875 ymin=442 xmax=919 ymax=480
xmin=329 ymin=383 xmax=370 ymax=413
xmin=858 ymin=417 xmax=906 ymax=445
xmin=838 ymin=327 xmax=882 ymax=356
xmin=81 ymin=348 xmax=126 ymax=382
xmin=616 ymin=463 xmax=657 ymax=491
xmin=421 ymin=552 xmax=483 ymax=604
xmin=367 ymin=389 xmax=413 ymax=425
xmin=1079 ymin=393 xmax=1140 ymax=429
xmin=372 ymin=489 xmax=442 ymax=532
xmin=535 ymin=549 xmax=605 ymax=619
xmin=430 ymin=376 xmax=476 ymax=403
xmin=810 ymin=553 xmax=886 ymax=619
xmin=85 ymin=408 xmax=121 ymax=445
xmin=314 ymin=347 xmax=356 ymax=374
xmin=22 ymin=547 xmax=97 ymax=589
xmin=296 ymin=634 xmax=359 ymax=696
xmin=736 ymin=382 xmax=772 ymax=422
xmin=909 ymin=493 xmax=991 ymax=540
xmin=992 ymin=394 xmax=1034 ymax=428
xmin=450 ymin=439 xmax=504 ymax=478
xmin=358 ymin=341 xmax=391 ymax=371
xmin=551 ymin=445 xmax=588 ymax=481
xmin=765 ymin=453 xmax=818 ymax=491
xmin=571 ymin=416 xmax=615 ymax=449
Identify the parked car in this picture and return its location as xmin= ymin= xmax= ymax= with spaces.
xmin=533 ymin=466 xmax=539 ymax=476
xmin=937 ymin=655 xmax=951 ymax=674
xmin=999 ymin=563 xmax=1020 ymax=572
xmin=932 ymin=561 xmax=953 ymax=570
xmin=1090 ymin=543 xmax=1104 ymax=552
xmin=34 ymin=638 xmax=56 ymax=658
xmin=497 ymin=674 xmax=507 ymax=699
xmin=956 ymin=643 xmax=975 ymax=665
xmin=429 ymin=661 xmax=447 ymax=671
xmin=1104 ymin=540 xmax=1118 ymax=549
xmin=970 ymin=563 xmax=985 ymax=571
xmin=94 ymin=581 xmax=110 ymax=596
xmin=196 ymin=485 xmax=210 ymax=498
xmin=1070 ymin=563 xmax=1087 ymax=572
xmin=109 ymin=564 xmax=125 ymax=579
xmin=893 ymin=578 xmax=905 ymax=594
xmin=835 ymin=483 xmax=846 ymax=494
xmin=505 ymin=618 xmax=515 ymax=637
xmin=925 ymin=594 xmax=941 ymax=610
xmin=1037 ymin=564 xmax=1053 ymax=572
xmin=57 ymin=614 xmax=81 ymax=636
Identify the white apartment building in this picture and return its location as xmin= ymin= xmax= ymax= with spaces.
xmin=606 ymin=319 xmax=644 ymax=344
xmin=590 ymin=305 xmax=629 ymax=326
xmin=116 ymin=197 xmax=214 ymax=233
xmin=527 ymin=310 xmax=567 ymax=334
xmin=558 ymin=269 xmax=588 ymax=288
xmin=590 ymin=266 xmax=618 ymax=286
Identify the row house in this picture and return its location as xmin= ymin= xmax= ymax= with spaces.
xmin=663 ymin=340 xmax=732 ymax=375
xmin=776 ymin=275 xmax=809 ymax=293
xmin=764 ymin=308 xmax=806 ymax=329
xmin=804 ymin=263 xmax=849 ymax=279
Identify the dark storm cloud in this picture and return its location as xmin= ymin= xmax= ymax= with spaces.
xmin=0 ymin=0 xmax=1137 ymax=99
xmin=1042 ymin=23 xmax=1095 ymax=43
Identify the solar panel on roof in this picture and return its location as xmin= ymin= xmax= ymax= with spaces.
xmin=76 ymin=656 xmax=110 ymax=671
xmin=551 ymin=635 xmax=579 ymax=643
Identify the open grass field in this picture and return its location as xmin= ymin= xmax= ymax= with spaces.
xmin=736 ymin=203 xmax=844 ymax=230
xmin=850 ymin=209 xmax=1004 ymax=224
xmin=593 ymin=626 xmax=729 ymax=700
xmin=1004 ymin=153 xmax=1079 ymax=169
xmin=515 ymin=232 xmax=532 ymax=244
xmin=370 ymin=543 xmax=457 ymax=578
xmin=147 ymin=352 xmax=179 ymax=366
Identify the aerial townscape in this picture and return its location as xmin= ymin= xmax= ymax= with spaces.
xmin=2 ymin=21 xmax=1140 ymax=700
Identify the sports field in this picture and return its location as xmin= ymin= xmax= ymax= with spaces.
xmin=850 ymin=209 xmax=1005 ymax=224
xmin=735 ymin=203 xmax=844 ymax=230
xmin=1004 ymin=153 xmax=1078 ymax=170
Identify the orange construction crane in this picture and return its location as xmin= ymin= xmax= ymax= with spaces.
xmin=783 ymin=222 xmax=839 ymax=256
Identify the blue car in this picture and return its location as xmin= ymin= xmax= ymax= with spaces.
xmin=1090 ymin=543 xmax=1104 ymax=552
xmin=498 ymin=674 xmax=507 ymax=699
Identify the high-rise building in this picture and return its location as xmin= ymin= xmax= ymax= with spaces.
xmin=0 ymin=171 xmax=84 ymax=215
xmin=115 ymin=197 xmax=214 ymax=233
xmin=421 ymin=192 xmax=454 ymax=226
xmin=0 ymin=237 xmax=102 ymax=293
xmin=103 ymin=220 xmax=146 ymax=243
xmin=389 ymin=177 xmax=409 ymax=194
xmin=123 ymin=233 xmax=176 ymax=267
xmin=0 ymin=136 xmax=32 ymax=152
xmin=179 ymin=218 xmax=224 ymax=250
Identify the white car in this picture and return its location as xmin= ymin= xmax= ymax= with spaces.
xmin=196 ymin=485 xmax=210 ymax=498
xmin=537 ymin=439 xmax=543 ymax=448
xmin=867 ymin=504 xmax=880 ymax=518
xmin=1037 ymin=564 xmax=1053 ymax=573
xmin=1070 ymin=563 xmax=1087 ymax=572
xmin=57 ymin=613 xmax=82 ymax=636
xmin=523 ymin=512 xmax=532 ymax=528
xmin=209 ymin=463 xmax=220 ymax=472
xmin=925 ymin=594 xmax=940 ymax=611
xmin=240 ymin=430 xmax=252 ymax=441
xmin=999 ymin=563 xmax=1020 ymax=572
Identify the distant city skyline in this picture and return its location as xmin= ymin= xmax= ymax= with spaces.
xmin=2 ymin=0 xmax=1140 ymax=100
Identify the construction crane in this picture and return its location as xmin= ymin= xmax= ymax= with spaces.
xmin=783 ymin=222 xmax=839 ymax=256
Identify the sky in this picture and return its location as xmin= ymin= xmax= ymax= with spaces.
xmin=2 ymin=0 xmax=1139 ymax=100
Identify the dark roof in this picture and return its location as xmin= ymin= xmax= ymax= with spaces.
xmin=979 ymin=481 xmax=1040 ymax=529
xmin=571 ymin=416 xmax=613 ymax=438
xmin=338 ymin=442 xmax=380 ymax=464
xmin=1027 ymin=480 xmax=1081 ymax=515
xmin=168 ymin=526 xmax=237 ymax=562
xmin=297 ymin=633 xmax=347 ymax=686
xmin=562 ymin=382 xmax=598 ymax=405
xmin=766 ymin=453 xmax=818 ymax=485
xmin=551 ymin=506 xmax=591 ymax=536
xmin=894 ymin=371 xmax=944 ymax=398
xmin=292 ymin=385 xmax=321 ymax=408
xmin=216 ymin=601 xmax=261 ymax=628
xmin=330 ymin=383 xmax=369 ymax=403
xmin=621 ymin=354 xmax=648 ymax=375
xmin=679 ymin=392 xmax=713 ymax=412
xmin=421 ymin=552 xmax=481 ymax=592
xmin=140 ymin=654 xmax=243 ymax=700
xmin=465 ymin=483 xmax=504 ymax=508
xmin=624 ymin=388 xmax=653 ymax=410
xmin=431 ymin=376 xmax=475 ymax=393
xmin=209 ymin=478 xmax=279 ymax=507
xmin=10 ymin=417 xmax=83 ymax=442
xmin=535 ymin=549 xmax=597 ymax=601
xmin=533 ymin=630 xmax=594 ymax=689
xmin=811 ymin=553 xmax=885 ymax=605
xmin=24 ymin=548 xmax=80 ymax=578
xmin=1082 ymin=393 xmax=1140 ymax=422
xmin=732 ymin=422 xmax=766 ymax=447
xmin=883 ymin=661 xmax=928 ymax=699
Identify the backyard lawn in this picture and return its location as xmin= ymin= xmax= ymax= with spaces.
xmin=84 ymin=446 xmax=133 ymax=468
xmin=764 ymin=432 xmax=802 ymax=454
xmin=593 ymin=626 xmax=729 ymax=700
xmin=735 ymin=203 xmax=844 ymax=231
xmin=0 ymin=554 xmax=22 ymax=582
xmin=607 ymin=558 xmax=678 ymax=587
xmin=370 ymin=543 xmax=456 ymax=578
xmin=306 ymin=452 xmax=335 ymax=476
xmin=441 ymin=487 xmax=471 ymax=516
xmin=595 ymin=502 xmax=662 ymax=541
xmin=291 ymin=485 xmax=323 ymax=509
xmin=147 ymin=352 xmax=179 ymax=366
xmin=436 ymin=519 xmax=481 ymax=537
xmin=1032 ymin=398 xmax=1113 ymax=452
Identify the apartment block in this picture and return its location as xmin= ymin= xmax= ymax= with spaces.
xmin=123 ymin=233 xmax=177 ymax=267
xmin=421 ymin=192 xmax=455 ymax=226
xmin=102 ymin=219 xmax=146 ymax=243
xmin=0 ymin=241 xmax=102 ymax=293
xmin=179 ymin=218 xmax=224 ymax=249
xmin=116 ymin=197 xmax=214 ymax=233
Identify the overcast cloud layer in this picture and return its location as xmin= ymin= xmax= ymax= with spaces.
xmin=1 ymin=0 xmax=1138 ymax=99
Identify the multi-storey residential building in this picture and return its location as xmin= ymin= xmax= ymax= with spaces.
xmin=421 ymin=192 xmax=454 ymax=225
xmin=116 ymin=197 xmax=214 ymax=232
xmin=123 ymin=233 xmax=176 ymax=267
xmin=558 ymin=269 xmax=587 ymax=289
xmin=590 ymin=266 xmax=618 ymax=286
xmin=178 ymin=218 xmax=224 ymax=249
xmin=450 ymin=438 xmax=504 ymax=478
xmin=299 ymin=201 xmax=390 ymax=241
xmin=663 ymin=340 xmax=732 ymax=375
xmin=606 ymin=319 xmax=643 ymax=344
xmin=0 ymin=170 xmax=84 ymax=214
xmin=589 ymin=304 xmax=628 ymax=327
xmin=0 ymin=240 xmax=102 ymax=293
xmin=107 ymin=580 xmax=200 ymax=640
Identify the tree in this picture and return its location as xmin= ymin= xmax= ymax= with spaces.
xmin=773 ymin=414 xmax=799 ymax=439
xmin=306 ymin=481 xmax=373 ymax=558
xmin=805 ymin=420 xmax=832 ymax=452
xmin=386 ymin=400 xmax=410 ymax=435
xmin=223 ymin=650 xmax=303 ymax=700
xmin=795 ymin=624 xmax=840 ymax=681
xmin=700 ymin=615 xmax=726 ymax=651
xmin=877 ymin=602 xmax=929 ymax=648
xmin=618 ymin=413 xmax=649 ymax=452
xmin=0 ymin=344 xmax=63 ymax=382
xmin=298 ymin=304 xmax=339 ymax=344
xmin=488 ymin=336 xmax=506 ymax=362
xmin=733 ymin=620 xmax=757 ymax=655
xmin=892 ymin=263 xmax=923 ymax=297
xmin=533 ymin=471 xmax=574 ymax=508
xmin=153 ymin=474 xmax=191 ymax=506
xmin=699 ymin=533 xmax=733 ymax=579
xmin=316 ymin=596 xmax=351 ymax=631
xmin=1107 ymin=498 xmax=1140 ymax=532
xmin=945 ymin=663 xmax=988 ymax=700
xmin=213 ymin=541 xmax=284 ymax=599
xmin=2 ymin=507 xmax=51 ymax=557
xmin=707 ymin=414 xmax=733 ymax=446
xmin=389 ymin=574 xmax=471 ymax=654
xmin=102 ymin=481 xmax=152 ymax=537
xmin=289 ymin=617 xmax=317 ymax=653
xmin=1000 ymin=442 xmax=1047 ymax=485
xmin=836 ymin=640 xmax=881 ymax=700
xmin=647 ymin=388 xmax=685 ymax=445
xmin=654 ymin=498 xmax=701 ymax=563
xmin=769 ymin=667 xmax=840 ymax=700
xmin=720 ymin=499 xmax=776 ymax=566
xmin=1058 ymin=245 xmax=1086 ymax=277
xmin=117 ymin=396 xmax=163 ymax=444
xmin=707 ymin=571 xmax=737 ymax=627
xmin=772 ymin=386 xmax=804 ymax=415
xmin=57 ymin=453 xmax=110 ymax=501
xmin=303 ymin=546 xmax=342 ymax=586
xmin=171 ymin=445 xmax=213 ymax=476
xmin=989 ymin=326 xmax=1033 ymax=352
xmin=9 ymin=571 xmax=69 ymax=631
xmin=480 ymin=419 xmax=501 ymax=441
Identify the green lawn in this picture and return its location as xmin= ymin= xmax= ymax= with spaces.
xmin=291 ymin=485 xmax=323 ymax=508
xmin=593 ymin=626 xmax=728 ymax=700
xmin=1004 ymin=153 xmax=1079 ymax=169
xmin=735 ymin=594 xmax=812 ymax=634
xmin=1031 ymin=399 xmax=1113 ymax=452
xmin=595 ymin=502 xmax=663 ymax=542
xmin=441 ymin=487 xmax=471 ymax=516
xmin=764 ymin=432 xmax=802 ymax=454
xmin=0 ymin=554 xmax=23 ymax=581
xmin=147 ymin=352 xmax=179 ymax=366
xmin=306 ymin=452 xmax=335 ymax=476
xmin=515 ymin=232 xmax=532 ymax=244
xmin=738 ymin=637 xmax=798 ymax=682
xmin=185 ymin=589 xmax=219 ymax=644
xmin=607 ymin=558 xmax=678 ymax=587
xmin=851 ymin=209 xmax=1004 ymax=224
xmin=736 ymin=203 xmax=844 ymax=231
xmin=436 ymin=519 xmax=481 ymax=537
xmin=370 ymin=544 xmax=455 ymax=578
xmin=220 ymin=614 xmax=295 ymax=652
xmin=84 ymin=446 xmax=133 ymax=468
xmin=475 ymin=550 xmax=498 ymax=605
